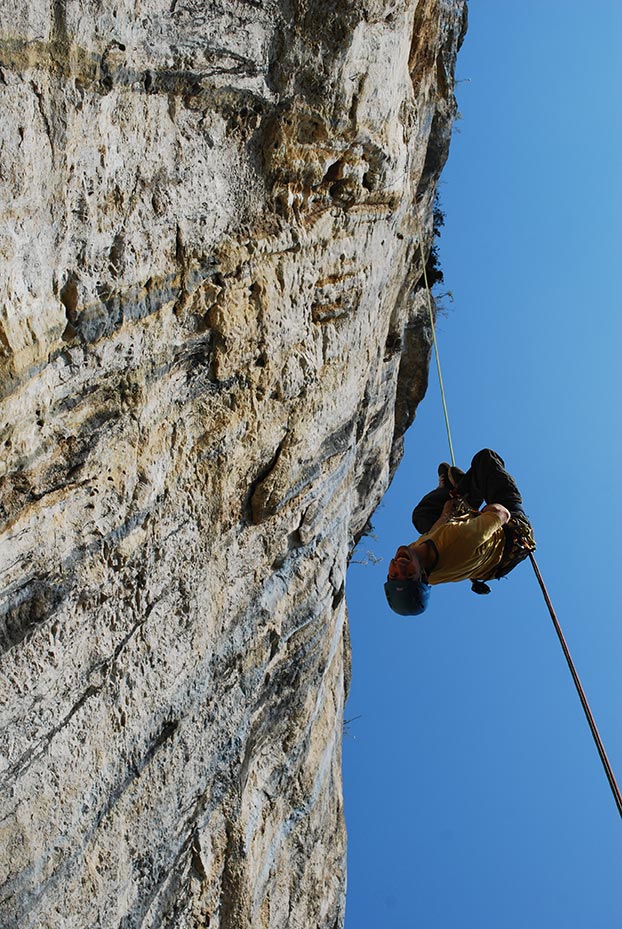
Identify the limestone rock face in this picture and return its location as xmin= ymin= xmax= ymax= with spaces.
xmin=0 ymin=1 xmax=466 ymax=927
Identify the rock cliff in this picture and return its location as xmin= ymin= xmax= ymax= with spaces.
xmin=0 ymin=1 xmax=467 ymax=926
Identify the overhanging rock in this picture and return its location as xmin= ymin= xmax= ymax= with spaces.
xmin=0 ymin=1 xmax=467 ymax=926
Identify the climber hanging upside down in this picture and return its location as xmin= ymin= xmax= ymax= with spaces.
xmin=384 ymin=449 xmax=536 ymax=615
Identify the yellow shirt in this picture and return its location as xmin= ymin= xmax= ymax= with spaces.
xmin=416 ymin=511 xmax=505 ymax=585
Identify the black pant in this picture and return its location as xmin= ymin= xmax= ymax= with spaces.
xmin=412 ymin=449 xmax=525 ymax=534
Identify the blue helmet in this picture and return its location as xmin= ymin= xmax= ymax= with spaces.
xmin=384 ymin=578 xmax=431 ymax=616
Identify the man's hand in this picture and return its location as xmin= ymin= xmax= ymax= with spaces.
xmin=426 ymin=498 xmax=456 ymax=533
xmin=481 ymin=503 xmax=511 ymax=525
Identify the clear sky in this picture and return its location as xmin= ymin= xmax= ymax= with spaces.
xmin=344 ymin=3 xmax=622 ymax=928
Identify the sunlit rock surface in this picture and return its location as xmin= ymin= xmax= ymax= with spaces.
xmin=0 ymin=1 xmax=467 ymax=926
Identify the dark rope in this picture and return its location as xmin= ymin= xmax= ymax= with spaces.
xmin=529 ymin=553 xmax=622 ymax=819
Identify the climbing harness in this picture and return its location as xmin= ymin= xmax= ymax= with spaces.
xmin=448 ymin=495 xmax=536 ymax=592
xmin=488 ymin=511 xmax=536 ymax=580
xmin=414 ymin=200 xmax=622 ymax=821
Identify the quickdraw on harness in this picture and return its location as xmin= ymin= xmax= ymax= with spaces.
xmin=414 ymin=201 xmax=622 ymax=821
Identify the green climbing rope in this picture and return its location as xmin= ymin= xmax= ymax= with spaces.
xmin=414 ymin=201 xmax=456 ymax=466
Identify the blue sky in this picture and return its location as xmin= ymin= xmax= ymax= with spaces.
xmin=344 ymin=3 xmax=622 ymax=927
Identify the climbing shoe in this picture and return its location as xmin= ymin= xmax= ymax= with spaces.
xmin=447 ymin=465 xmax=466 ymax=488
xmin=437 ymin=462 xmax=451 ymax=487
xmin=438 ymin=463 xmax=465 ymax=488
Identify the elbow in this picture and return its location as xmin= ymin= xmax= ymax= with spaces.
xmin=482 ymin=503 xmax=511 ymax=525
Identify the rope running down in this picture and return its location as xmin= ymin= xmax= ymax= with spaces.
xmin=528 ymin=553 xmax=622 ymax=819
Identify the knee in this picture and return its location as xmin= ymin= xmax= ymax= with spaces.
xmin=412 ymin=507 xmax=432 ymax=534
xmin=472 ymin=448 xmax=504 ymax=468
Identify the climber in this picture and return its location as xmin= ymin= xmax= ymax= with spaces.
xmin=384 ymin=449 xmax=535 ymax=615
